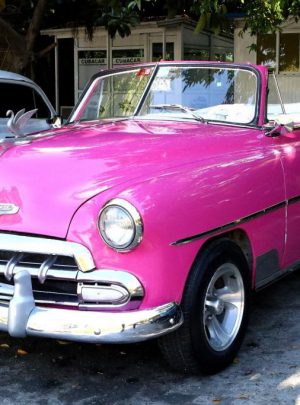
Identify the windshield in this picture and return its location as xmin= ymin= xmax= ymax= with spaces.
xmin=70 ymin=68 xmax=154 ymax=122
xmin=71 ymin=65 xmax=258 ymax=125
xmin=139 ymin=66 xmax=257 ymax=124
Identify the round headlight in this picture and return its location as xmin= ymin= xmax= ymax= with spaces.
xmin=99 ymin=199 xmax=143 ymax=251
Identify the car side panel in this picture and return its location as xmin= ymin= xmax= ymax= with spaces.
xmin=272 ymin=129 xmax=300 ymax=268
xmin=67 ymin=128 xmax=286 ymax=308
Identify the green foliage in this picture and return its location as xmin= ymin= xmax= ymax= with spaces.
xmin=2 ymin=0 xmax=300 ymax=53
xmin=95 ymin=2 xmax=139 ymax=38
xmin=192 ymin=1 xmax=300 ymax=35
xmin=1 ymin=0 xmax=141 ymax=39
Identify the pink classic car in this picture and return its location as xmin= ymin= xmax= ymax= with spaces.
xmin=0 ymin=61 xmax=299 ymax=374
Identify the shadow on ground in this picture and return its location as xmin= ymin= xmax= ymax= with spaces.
xmin=1 ymin=271 xmax=300 ymax=404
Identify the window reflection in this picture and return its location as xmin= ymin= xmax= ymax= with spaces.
xmin=257 ymin=34 xmax=276 ymax=68
xmin=279 ymin=34 xmax=300 ymax=72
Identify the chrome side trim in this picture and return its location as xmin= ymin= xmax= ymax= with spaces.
xmin=0 ymin=234 xmax=95 ymax=272
xmin=171 ymin=201 xmax=286 ymax=246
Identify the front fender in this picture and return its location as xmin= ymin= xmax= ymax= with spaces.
xmin=66 ymin=133 xmax=285 ymax=309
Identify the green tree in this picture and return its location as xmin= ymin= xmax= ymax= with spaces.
xmin=0 ymin=0 xmax=140 ymax=73
xmin=192 ymin=1 xmax=300 ymax=35
xmin=1 ymin=0 xmax=300 ymax=74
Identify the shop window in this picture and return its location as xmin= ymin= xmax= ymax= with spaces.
xmin=257 ymin=34 xmax=276 ymax=67
xmin=78 ymin=50 xmax=107 ymax=90
xmin=184 ymin=48 xmax=209 ymax=60
xmin=257 ymin=33 xmax=300 ymax=72
xmin=279 ymin=33 xmax=300 ymax=72
xmin=152 ymin=43 xmax=174 ymax=62
xmin=112 ymin=49 xmax=144 ymax=66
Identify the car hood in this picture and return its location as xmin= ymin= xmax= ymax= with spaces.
xmin=0 ymin=119 xmax=252 ymax=238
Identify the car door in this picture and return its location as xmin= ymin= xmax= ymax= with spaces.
xmin=267 ymin=73 xmax=300 ymax=268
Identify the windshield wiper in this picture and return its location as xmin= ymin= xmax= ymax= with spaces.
xmin=149 ymin=104 xmax=206 ymax=123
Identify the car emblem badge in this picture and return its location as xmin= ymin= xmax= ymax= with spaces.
xmin=0 ymin=203 xmax=19 ymax=215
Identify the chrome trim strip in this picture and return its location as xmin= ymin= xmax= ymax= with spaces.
xmin=0 ymin=234 xmax=95 ymax=272
xmin=171 ymin=201 xmax=286 ymax=246
xmin=0 ymin=203 xmax=19 ymax=215
xmin=288 ymin=195 xmax=300 ymax=205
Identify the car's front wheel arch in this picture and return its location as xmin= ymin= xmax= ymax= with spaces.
xmin=159 ymin=238 xmax=251 ymax=374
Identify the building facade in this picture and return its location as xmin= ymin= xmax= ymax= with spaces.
xmin=42 ymin=17 xmax=233 ymax=115
xmin=234 ymin=18 xmax=300 ymax=113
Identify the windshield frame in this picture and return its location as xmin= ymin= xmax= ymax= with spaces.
xmin=68 ymin=63 xmax=156 ymax=124
xmin=68 ymin=62 xmax=261 ymax=127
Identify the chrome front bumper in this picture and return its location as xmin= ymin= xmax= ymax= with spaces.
xmin=0 ymin=271 xmax=183 ymax=343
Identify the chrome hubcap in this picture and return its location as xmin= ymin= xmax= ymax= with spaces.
xmin=203 ymin=263 xmax=244 ymax=351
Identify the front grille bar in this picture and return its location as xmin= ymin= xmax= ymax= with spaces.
xmin=38 ymin=255 xmax=58 ymax=284
xmin=5 ymin=253 xmax=24 ymax=281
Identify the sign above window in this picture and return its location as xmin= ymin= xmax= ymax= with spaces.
xmin=78 ymin=50 xmax=107 ymax=90
xmin=112 ymin=49 xmax=144 ymax=66
xmin=113 ymin=57 xmax=143 ymax=65
xmin=79 ymin=58 xmax=107 ymax=65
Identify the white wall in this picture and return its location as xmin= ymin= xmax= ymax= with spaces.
xmin=234 ymin=28 xmax=257 ymax=63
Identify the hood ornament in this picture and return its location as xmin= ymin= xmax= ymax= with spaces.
xmin=0 ymin=203 xmax=19 ymax=215
xmin=6 ymin=108 xmax=38 ymax=137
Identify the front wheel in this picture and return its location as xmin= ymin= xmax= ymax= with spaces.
xmin=159 ymin=239 xmax=251 ymax=374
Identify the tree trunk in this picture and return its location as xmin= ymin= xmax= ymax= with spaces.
xmin=0 ymin=0 xmax=49 ymax=73
xmin=26 ymin=0 xmax=49 ymax=55
xmin=0 ymin=16 xmax=27 ymax=72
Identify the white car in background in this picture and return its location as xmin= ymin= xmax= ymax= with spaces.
xmin=0 ymin=70 xmax=58 ymax=138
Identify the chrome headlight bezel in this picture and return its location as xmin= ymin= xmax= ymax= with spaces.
xmin=98 ymin=198 xmax=143 ymax=252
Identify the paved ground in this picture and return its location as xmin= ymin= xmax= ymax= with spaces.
xmin=1 ymin=271 xmax=300 ymax=405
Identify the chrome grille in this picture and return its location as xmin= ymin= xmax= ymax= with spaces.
xmin=0 ymin=251 xmax=78 ymax=271
xmin=0 ymin=250 xmax=79 ymax=306
xmin=0 ymin=233 xmax=144 ymax=311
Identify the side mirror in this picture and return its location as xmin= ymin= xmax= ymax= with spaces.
xmin=265 ymin=114 xmax=299 ymax=137
xmin=48 ymin=115 xmax=63 ymax=128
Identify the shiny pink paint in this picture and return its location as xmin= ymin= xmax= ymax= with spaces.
xmin=0 ymin=63 xmax=297 ymax=309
